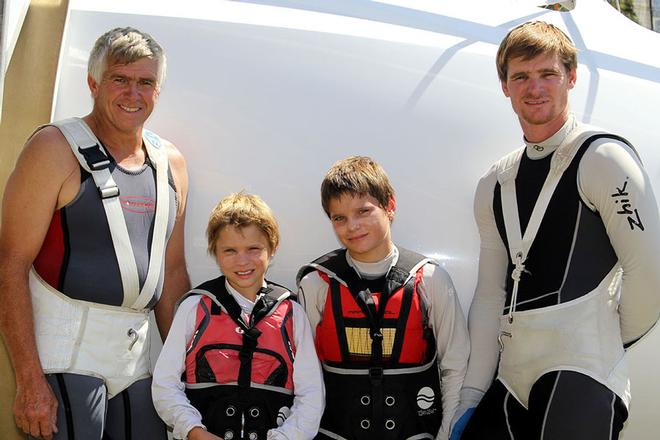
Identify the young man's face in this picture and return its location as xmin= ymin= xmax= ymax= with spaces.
xmin=328 ymin=193 xmax=394 ymax=263
xmin=88 ymin=57 xmax=160 ymax=134
xmin=501 ymin=51 xmax=576 ymax=141
xmin=214 ymin=224 xmax=272 ymax=300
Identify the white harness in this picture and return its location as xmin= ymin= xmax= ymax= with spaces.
xmin=30 ymin=118 xmax=170 ymax=397
xmin=495 ymin=124 xmax=629 ymax=408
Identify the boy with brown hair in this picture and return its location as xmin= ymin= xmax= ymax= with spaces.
xmin=153 ymin=192 xmax=324 ymax=440
xmin=297 ymin=156 xmax=469 ymax=440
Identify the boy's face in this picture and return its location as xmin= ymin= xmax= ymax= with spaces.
xmin=214 ymin=224 xmax=272 ymax=300
xmin=328 ymin=193 xmax=394 ymax=263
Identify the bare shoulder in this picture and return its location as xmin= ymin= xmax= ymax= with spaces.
xmin=162 ymin=139 xmax=188 ymax=174
xmin=20 ymin=126 xmax=77 ymax=168
xmin=10 ymin=126 xmax=79 ymax=199
xmin=1 ymin=125 xmax=79 ymax=261
xmin=161 ymin=138 xmax=189 ymax=215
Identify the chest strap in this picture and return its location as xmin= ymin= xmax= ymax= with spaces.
xmin=49 ymin=118 xmax=170 ymax=309
xmin=496 ymin=127 xmax=637 ymax=326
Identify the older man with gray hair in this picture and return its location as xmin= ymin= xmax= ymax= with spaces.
xmin=0 ymin=27 xmax=190 ymax=439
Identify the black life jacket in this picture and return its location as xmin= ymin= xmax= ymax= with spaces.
xmin=297 ymin=248 xmax=442 ymax=440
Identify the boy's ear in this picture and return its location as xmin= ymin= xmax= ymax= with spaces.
xmin=387 ymin=197 xmax=396 ymax=221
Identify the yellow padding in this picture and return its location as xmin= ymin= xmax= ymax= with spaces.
xmin=345 ymin=327 xmax=396 ymax=356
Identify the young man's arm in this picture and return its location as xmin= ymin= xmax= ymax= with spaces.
xmin=450 ymin=168 xmax=509 ymax=439
xmin=421 ymin=265 xmax=469 ymax=440
xmin=297 ymin=271 xmax=328 ymax=338
xmin=0 ymin=127 xmax=80 ymax=440
xmin=154 ymin=141 xmax=191 ymax=340
xmin=579 ymin=138 xmax=660 ymax=345
xmin=268 ymin=302 xmax=325 ymax=440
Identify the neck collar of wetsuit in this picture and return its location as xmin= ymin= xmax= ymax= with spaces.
xmin=523 ymin=113 xmax=577 ymax=160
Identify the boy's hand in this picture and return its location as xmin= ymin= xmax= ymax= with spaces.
xmin=449 ymin=407 xmax=475 ymax=440
xmin=188 ymin=426 xmax=222 ymax=440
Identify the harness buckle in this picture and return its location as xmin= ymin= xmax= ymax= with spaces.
xmin=78 ymin=144 xmax=111 ymax=171
xmin=98 ymin=183 xmax=120 ymax=199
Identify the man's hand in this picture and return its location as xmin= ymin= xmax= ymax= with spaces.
xmin=188 ymin=426 xmax=222 ymax=440
xmin=13 ymin=374 xmax=58 ymax=440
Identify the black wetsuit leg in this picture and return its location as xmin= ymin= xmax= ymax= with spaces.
xmin=462 ymin=372 xmax=628 ymax=440
xmin=527 ymin=371 xmax=627 ymax=440
xmin=103 ymin=377 xmax=167 ymax=440
xmin=461 ymin=379 xmax=527 ymax=439
xmin=29 ymin=373 xmax=106 ymax=440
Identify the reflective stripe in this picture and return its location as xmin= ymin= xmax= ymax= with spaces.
xmin=318 ymin=428 xmax=348 ymax=440
xmin=185 ymin=382 xmax=294 ymax=395
xmin=321 ymin=355 xmax=438 ymax=376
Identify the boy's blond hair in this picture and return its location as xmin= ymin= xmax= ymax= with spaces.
xmin=207 ymin=192 xmax=279 ymax=255
xmin=321 ymin=156 xmax=394 ymax=217
xmin=496 ymin=21 xmax=577 ymax=82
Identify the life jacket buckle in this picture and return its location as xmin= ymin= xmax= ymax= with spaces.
xmin=369 ymin=367 xmax=383 ymax=383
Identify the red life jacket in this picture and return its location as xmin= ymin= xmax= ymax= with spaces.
xmin=182 ymin=276 xmax=296 ymax=439
xmin=299 ymin=247 xmax=435 ymax=368
xmin=296 ymin=248 xmax=442 ymax=439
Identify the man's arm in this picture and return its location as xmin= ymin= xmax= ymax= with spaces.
xmin=0 ymin=127 xmax=79 ymax=440
xmin=579 ymin=139 xmax=660 ymax=345
xmin=154 ymin=141 xmax=190 ymax=340
xmin=450 ymin=167 xmax=509 ymax=439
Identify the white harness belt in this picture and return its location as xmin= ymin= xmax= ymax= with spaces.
xmin=495 ymin=124 xmax=629 ymax=408
xmin=29 ymin=118 xmax=170 ymax=398
xmin=30 ymin=270 xmax=151 ymax=398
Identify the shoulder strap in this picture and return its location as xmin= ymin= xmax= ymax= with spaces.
xmin=54 ymin=119 xmax=171 ymax=310
xmin=498 ymin=126 xmax=610 ymax=321
xmin=297 ymin=247 xmax=432 ymax=291
xmin=52 ymin=118 xmax=141 ymax=307
xmin=130 ymin=130 xmax=171 ymax=309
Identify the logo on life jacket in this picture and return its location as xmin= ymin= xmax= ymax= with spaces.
xmin=276 ymin=406 xmax=291 ymax=426
xmin=416 ymin=386 xmax=435 ymax=410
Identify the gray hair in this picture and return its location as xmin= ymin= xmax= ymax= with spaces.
xmin=88 ymin=27 xmax=166 ymax=86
